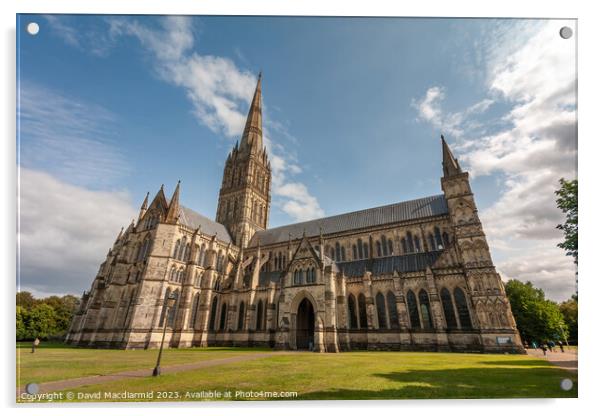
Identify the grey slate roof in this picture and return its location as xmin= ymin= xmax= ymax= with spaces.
xmin=179 ymin=206 xmax=232 ymax=243
xmin=337 ymin=251 xmax=443 ymax=278
xmin=249 ymin=194 xmax=448 ymax=247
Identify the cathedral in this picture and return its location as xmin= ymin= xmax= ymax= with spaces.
xmin=66 ymin=74 xmax=524 ymax=353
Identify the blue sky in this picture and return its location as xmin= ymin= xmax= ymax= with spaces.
xmin=16 ymin=15 xmax=577 ymax=300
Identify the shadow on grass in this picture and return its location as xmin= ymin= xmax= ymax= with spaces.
xmin=17 ymin=341 xmax=75 ymax=349
xmin=299 ymin=367 xmax=578 ymax=400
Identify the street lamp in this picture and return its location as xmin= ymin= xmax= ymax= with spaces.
xmin=153 ymin=293 xmax=177 ymax=377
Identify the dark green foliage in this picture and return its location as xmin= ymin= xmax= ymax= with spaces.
xmin=504 ymin=280 xmax=568 ymax=344
xmin=559 ymin=295 xmax=578 ymax=344
xmin=555 ymin=178 xmax=578 ymax=263
xmin=15 ymin=292 xmax=79 ymax=340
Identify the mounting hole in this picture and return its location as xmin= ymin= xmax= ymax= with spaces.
xmin=559 ymin=26 xmax=573 ymax=39
xmin=26 ymin=22 xmax=40 ymax=36
xmin=25 ymin=382 xmax=39 ymax=394
xmin=560 ymin=378 xmax=573 ymax=391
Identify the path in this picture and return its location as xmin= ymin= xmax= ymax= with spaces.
xmin=18 ymin=350 xmax=296 ymax=398
xmin=526 ymin=348 xmax=578 ymax=373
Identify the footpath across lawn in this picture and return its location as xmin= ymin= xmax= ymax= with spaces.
xmin=16 ymin=341 xmax=269 ymax=387
xmin=16 ymin=343 xmax=577 ymax=401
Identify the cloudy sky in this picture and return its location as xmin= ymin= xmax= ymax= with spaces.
xmin=16 ymin=15 xmax=576 ymax=301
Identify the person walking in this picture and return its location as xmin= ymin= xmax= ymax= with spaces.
xmin=558 ymin=340 xmax=565 ymax=353
xmin=31 ymin=337 xmax=40 ymax=353
xmin=541 ymin=342 xmax=548 ymax=356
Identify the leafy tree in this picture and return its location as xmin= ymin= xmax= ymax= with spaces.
xmin=15 ymin=292 xmax=80 ymax=340
xmin=559 ymin=295 xmax=578 ymax=344
xmin=556 ymin=178 xmax=578 ymax=263
xmin=16 ymin=306 xmax=29 ymax=340
xmin=26 ymin=303 xmax=58 ymax=339
xmin=16 ymin=291 xmax=36 ymax=309
xmin=505 ymin=279 xmax=568 ymax=344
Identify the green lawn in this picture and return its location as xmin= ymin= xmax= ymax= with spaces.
xmin=16 ymin=342 xmax=269 ymax=387
xmin=17 ymin=343 xmax=577 ymax=401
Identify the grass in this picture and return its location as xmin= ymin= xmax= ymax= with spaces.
xmin=16 ymin=341 xmax=269 ymax=387
xmin=16 ymin=342 xmax=578 ymax=401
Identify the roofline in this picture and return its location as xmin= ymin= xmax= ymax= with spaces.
xmin=258 ymin=193 xmax=446 ymax=234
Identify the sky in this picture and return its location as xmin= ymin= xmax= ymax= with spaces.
xmin=16 ymin=15 xmax=577 ymax=301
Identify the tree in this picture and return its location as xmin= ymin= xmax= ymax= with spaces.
xmin=505 ymin=279 xmax=568 ymax=344
xmin=15 ymin=291 xmax=80 ymax=340
xmin=559 ymin=295 xmax=578 ymax=344
xmin=26 ymin=303 xmax=58 ymax=339
xmin=556 ymin=178 xmax=578 ymax=263
xmin=16 ymin=291 xmax=36 ymax=309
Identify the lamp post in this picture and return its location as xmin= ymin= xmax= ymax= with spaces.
xmin=153 ymin=293 xmax=177 ymax=377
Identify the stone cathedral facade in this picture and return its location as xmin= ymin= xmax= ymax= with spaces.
xmin=66 ymin=75 xmax=524 ymax=353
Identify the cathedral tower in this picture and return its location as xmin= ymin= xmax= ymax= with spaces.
xmin=216 ymin=73 xmax=271 ymax=247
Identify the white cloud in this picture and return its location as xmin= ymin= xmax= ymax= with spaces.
xmin=18 ymin=168 xmax=137 ymax=295
xmin=18 ymin=82 xmax=129 ymax=188
xmin=413 ymin=20 xmax=577 ymax=301
xmin=106 ymin=16 xmax=325 ymax=223
xmin=412 ymin=87 xmax=493 ymax=138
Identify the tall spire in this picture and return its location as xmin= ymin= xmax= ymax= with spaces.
xmin=441 ymin=134 xmax=462 ymax=177
xmin=240 ymin=72 xmax=263 ymax=153
xmin=165 ymin=180 xmax=181 ymax=224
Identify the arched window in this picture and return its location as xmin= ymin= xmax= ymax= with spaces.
xmin=381 ymin=235 xmax=388 ymax=256
xmin=159 ymin=288 xmax=171 ymax=327
xmin=419 ymin=289 xmax=433 ymax=329
xmin=173 ymin=240 xmax=181 ymax=258
xmin=347 ymin=294 xmax=358 ymax=329
xmin=178 ymin=237 xmax=186 ymax=260
xmin=386 ymin=291 xmax=399 ymax=329
xmin=414 ymin=236 xmax=421 ymax=252
xmin=138 ymin=236 xmax=151 ymax=261
xmin=209 ymin=296 xmax=218 ymax=331
xmin=178 ymin=268 xmax=184 ymax=283
xmin=454 ymin=287 xmax=473 ymax=329
xmin=363 ymin=243 xmax=369 ymax=258
xmin=357 ymin=239 xmax=364 ymax=259
xmin=428 ymin=234 xmax=436 ymax=251
xmin=335 ymin=242 xmax=341 ymax=262
xmin=401 ymin=238 xmax=408 ymax=254
xmin=376 ymin=241 xmax=382 ymax=257
xmin=406 ymin=290 xmax=421 ymax=329
xmin=341 ymin=246 xmax=346 ymax=261
xmin=352 ymin=244 xmax=358 ymax=260
xmin=167 ymin=290 xmax=180 ymax=327
xmin=238 ymin=301 xmax=246 ymax=330
xmin=442 ymin=232 xmax=450 ymax=247
xmin=388 ymin=239 xmax=394 ymax=256
xmin=434 ymin=227 xmax=443 ymax=249
xmin=406 ymin=232 xmax=414 ymax=253
xmin=198 ymin=244 xmax=206 ymax=266
xmin=219 ymin=302 xmax=227 ymax=330
xmin=256 ymin=300 xmax=264 ymax=330
xmin=189 ymin=293 xmax=200 ymax=329
xmin=358 ymin=293 xmax=368 ymax=329
xmin=440 ymin=288 xmax=458 ymax=329
xmin=375 ymin=292 xmax=388 ymax=329
xmin=184 ymin=244 xmax=191 ymax=262
xmin=169 ymin=266 xmax=177 ymax=282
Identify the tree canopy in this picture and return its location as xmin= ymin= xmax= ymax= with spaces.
xmin=555 ymin=178 xmax=578 ymax=263
xmin=504 ymin=280 xmax=568 ymax=344
xmin=16 ymin=292 xmax=79 ymax=340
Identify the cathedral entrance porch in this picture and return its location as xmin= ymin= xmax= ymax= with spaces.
xmin=296 ymin=298 xmax=315 ymax=350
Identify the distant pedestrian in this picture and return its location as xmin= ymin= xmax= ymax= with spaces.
xmin=541 ymin=342 xmax=547 ymax=356
xmin=558 ymin=340 xmax=565 ymax=353
xmin=31 ymin=337 xmax=40 ymax=353
xmin=548 ymin=340 xmax=555 ymax=352
xmin=532 ymin=341 xmax=538 ymax=349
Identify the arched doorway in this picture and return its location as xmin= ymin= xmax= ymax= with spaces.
xmin=296 ymin=298 xmax=315 ymax=350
